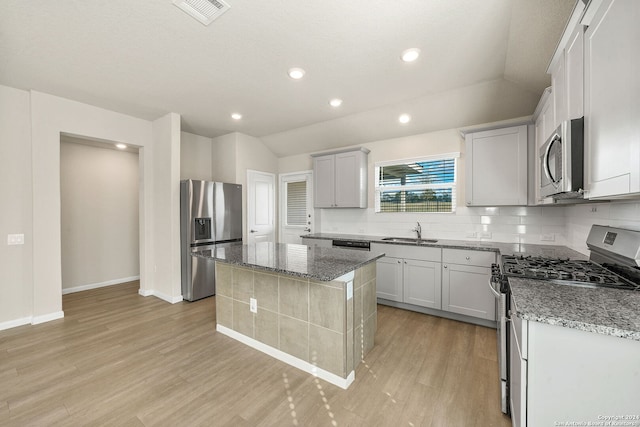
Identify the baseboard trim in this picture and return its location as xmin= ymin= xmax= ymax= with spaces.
xmin=139 ymin=289 xmax=183 ymax=304
xmin=0 ymin=316 xmax=32 ymax=331
xmin=217 ymin=325 xmax=355 ymax=390
xmin=31 ymin=311 xmax=64 ymax=325
xmin=62 ymin=276 xmax=140 ymax=295
xmin=138 ymin=288 xmax=153 ymax=297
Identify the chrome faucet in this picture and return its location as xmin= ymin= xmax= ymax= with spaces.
xmin=413 ymin=222 xmax=422 ymax=239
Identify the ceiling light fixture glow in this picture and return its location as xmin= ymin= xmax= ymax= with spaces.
xmin=401 ymin=48 xmax=421 ymax=62
xmin=115 ymin=143 xmax=127 ymax=149
xmin=288 ymin=67 xmax=306 ymax=80
xmin=398 ymin=114 xmax=411 ymax=124
xmin=329 ymin=98 xmax=343 ymax=107
xmin=231 ymin=113 xmax=242 ymax=120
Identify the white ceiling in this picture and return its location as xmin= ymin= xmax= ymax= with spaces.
xmin=0 ymin=0 xmax=575 ymax=157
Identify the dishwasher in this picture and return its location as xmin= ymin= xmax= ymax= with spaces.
xmin=332 ymin=239 xmax=370 ymax=251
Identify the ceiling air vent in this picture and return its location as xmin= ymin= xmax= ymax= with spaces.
xmin=173 ymin=0 xmax=231 ymax=26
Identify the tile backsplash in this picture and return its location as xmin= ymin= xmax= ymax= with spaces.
xmin=317 ymin=200 xmax=640 ymax=255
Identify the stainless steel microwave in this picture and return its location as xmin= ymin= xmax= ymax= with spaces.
xmin=539 ymin=117 xmax=584 ymax=199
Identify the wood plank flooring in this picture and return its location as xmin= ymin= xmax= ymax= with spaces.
xmin=0 ymin=282 xmax=511 ymax=426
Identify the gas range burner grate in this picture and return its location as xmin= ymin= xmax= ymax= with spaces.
xmin=501 ymin=255 xmax=640 ymax=291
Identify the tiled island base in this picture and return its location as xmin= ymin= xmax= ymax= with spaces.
xmin=215 ymin=262 xmax=377 ymax=389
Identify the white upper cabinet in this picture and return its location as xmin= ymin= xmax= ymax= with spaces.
xmin=550 ymin=25 xmax=585 ymax=126
xmin=465 ymin=125 xmax=528 ymax=206
xmin=565 ymin=25 xmax=585 ymax=120
xmin=584 ymin=0 xmax=640 ymax=199
xmin=312 ymin=148 xmax=369 ymax=208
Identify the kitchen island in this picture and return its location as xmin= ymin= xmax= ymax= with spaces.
xmin=194 ymin=242 xmax=384 ymax=389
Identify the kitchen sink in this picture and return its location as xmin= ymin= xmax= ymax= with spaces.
xmin=381 ymin=237 xmax=438 ymax=244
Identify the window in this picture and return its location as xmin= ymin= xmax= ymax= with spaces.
xmin=286 ymin=180 xmax=307 ymax=226
xmin=375 ymin=153 xmax=459 ymax=213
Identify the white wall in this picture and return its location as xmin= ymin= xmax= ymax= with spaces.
xmin=180 ymin=131 xmax=212 ymax=181
xmin=151 ymin=113 xmax=182 ymax=303
xmin=211 ymin=132 xmax=279 ymax=242
xmin=0 ymin=85 xmax=33 ymax=328
xmin=60 ymin=138 xmax=139 ymax=291
xmin=0 ymin=86 xmax=184 ymax=330
xmin=211 ymin=133 xmax=237 ymax=183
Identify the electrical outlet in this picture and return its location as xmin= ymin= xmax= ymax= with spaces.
xmin=591 ymin=206 xmax=597 ymax=213
xmin=250 ymin=298 xmax=257 ymax=313
xmin=7 ymin=234 xmax=24 ymax=245
xmin=540 ymin=233 xmax=555 ymax=242
xmin=466 ymin=232 xmax=478 ymax=238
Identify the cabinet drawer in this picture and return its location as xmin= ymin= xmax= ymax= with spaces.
xmin=442 ymin=248 xmax=496 ymax=267
xmin=371 ymin=243 xmax=441 ymax=262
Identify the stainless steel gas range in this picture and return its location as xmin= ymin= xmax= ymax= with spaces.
xmin=489 ymin=224 xmax=640 ymax=416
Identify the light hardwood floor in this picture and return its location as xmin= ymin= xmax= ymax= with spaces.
xmin=0 ymin=282 xmax=511 ymax=426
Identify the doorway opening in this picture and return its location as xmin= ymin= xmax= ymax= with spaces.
xmin=279 ymin=171 xmax=313 ymax=244
xmin=59 ymin=134 xmax=140 ymax=296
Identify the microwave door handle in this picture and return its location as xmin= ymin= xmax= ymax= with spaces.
xmin=543 ymin=134 xmax=558 ymax=185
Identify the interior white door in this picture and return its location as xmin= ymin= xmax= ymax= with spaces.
xmin=247 ymin=170 xmax=275 ymax=244
xmin=279 ymin=171 xmax=313 ymax=244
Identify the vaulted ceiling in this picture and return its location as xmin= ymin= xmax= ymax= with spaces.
xmin=0 ymin=0 xmax=575 ymax=156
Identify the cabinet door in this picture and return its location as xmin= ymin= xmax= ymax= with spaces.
xmin=403 ymin=259 xmax=441 ymax=309
xmin=566 ymin=25 xmax=584 ymax=120
xmin=313 ymin=155 xmax=335 ymax=207
xmin=375 ymin=257 xmax=403 ymax=302
xmin=551 ymin=53 xmax=566 ymax=126
xmin=585 ymin=0 xmax=640 ymax=199
xmin=465 ymin=125 xmax=528 ymax=206
xmin=334 ymin=151 xmax=366 ymax=208
xmin=441 ymin=263 xmax=495 ymax=320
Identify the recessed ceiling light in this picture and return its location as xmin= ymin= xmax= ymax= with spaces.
xmin=288 ymin=67 xmax=306 ymax=80
xmin=398 ymin=114 xmax=411 ymax=124
xmin=329 ymin=98 xmax=343 ymax=107
xmin=231 ymin=113 xmax=242 ymax=120
xmin=115 ymin=143 xmax=127 ymax=149
xmin=401 ymin=48 xmax=421 ymax=62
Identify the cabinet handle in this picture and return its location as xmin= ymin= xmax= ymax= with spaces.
xmin=443 ymin=265 xmax=448 ymax=269
xmin=397 ymin=260 xmax=401 ymax=264
xmin=466 ymin=256 xmax=470 ymax=260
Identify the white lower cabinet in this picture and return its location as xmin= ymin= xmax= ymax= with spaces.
xmin=374 ymin=244 xmax=497 ymax=323
xmin=442 ymin=263 xmax=495 ymax=321
xmin=403 ymin=259 xmax=441 ymax=309
xmin=373 ymin=243 xmax=442 ymax=309
xmin=376 ymin=257 xmax=441 ymax=308
xmin=441 ymin=249 xmax=496 ymax=321
xmin=375 ymin=256 xmax=403 ymax=302
xmin=509 ymin=293 xmax=640 ymax=426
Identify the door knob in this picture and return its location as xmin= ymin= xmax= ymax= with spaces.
xmin=250 ymin=229 xmax=257 ymax=233
xmin=304 ymin=227 xmax=311 ymax=232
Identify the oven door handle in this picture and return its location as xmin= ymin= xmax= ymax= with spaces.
xmin=488 ymin=278 xmax=502 ymax=298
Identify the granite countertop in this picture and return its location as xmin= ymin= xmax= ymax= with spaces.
xmin=194 ymin=242 xmax=384 ymax=282
xmin=509 ymin=278 xmax=640 ymax=341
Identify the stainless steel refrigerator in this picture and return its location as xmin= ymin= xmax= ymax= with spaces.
xmin=180 ymin=180 xmax=242 ymax=301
